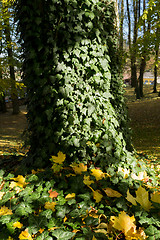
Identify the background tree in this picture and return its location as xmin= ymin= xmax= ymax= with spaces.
xmin=0 ymin=0 xmax=20 ymax=114
xmin=16 ymin=0 xmax=133 ymax=169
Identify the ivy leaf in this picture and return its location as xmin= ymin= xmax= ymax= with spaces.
xmin=15 ymin=203 xmax=33 ymax=216
xmin=51 ymin=229 xmax=75 ymax=240
xmin=103 ymin=188 xmax=122 ymax=198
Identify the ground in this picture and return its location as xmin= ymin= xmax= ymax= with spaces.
xmin=125 ymin=85 xmax=160 ymax=161
xmin=0 ymin=105 xmax=27 ymax=156
xmin=0 ymin=84 xmax=160 ymax=160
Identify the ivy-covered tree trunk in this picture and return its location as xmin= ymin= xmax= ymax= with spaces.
xmin=16 ymin=0 xmax=133 ymax=169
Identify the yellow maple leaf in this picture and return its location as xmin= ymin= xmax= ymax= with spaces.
xmin=44 ymin=202 xmax=56 ymax=212
xmin=91 ymin=168 xmax=104 ymax=181
xmin=65 ymin=193 xmax=76 ymax=200
xmin=126 ymin=227 xmax=147 ymax=240
xmin=135 ymin=186 xmax=152 ymax=211
xmin=83 ymin=175 xmax=94 ymax=186
xmin=151 ymin=191 xmax=160 ymax=204
xmin=103 ymin=188 xmax=122 ymax=198
xmin=13 ymin=221 xmax=23 ymax=228
xmin=50 ymin=151 xmax=66 ymax=164
xmin=10 ymin=175 xmax=27 ymax=189
xmin=0 ymin=206 xmax=13 ymax=216
xmin=110 ymin=211 xmax=136 ymax=236
xmin=126 ymin=186 xmax=152 ymax=211
xmin=19 ymin=229 xmax=33 ymax=240
xmin=71 ymin=163 xmax=87 ymax=174
xmin=126 ymin=189 xmax=137 ymax=206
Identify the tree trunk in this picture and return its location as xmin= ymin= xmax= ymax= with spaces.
xmin=153 ymin=50 xmax=158 ymax=93
xmin=16 ymin=0 xmax=134 ymax=168
xmin=119 ymin=0 xmax=124 ymax=53
xmin=3 ymin=8 xmax=19 ymax=114
xmin=153 ymin=24 xmax=159 ymax=93
xmin=139 ymin=56 xmax=146 ymax=97
xmin=138 ymin=0 xmax=146 ymax=98
xmin=132 ymin=0 xmax=139 ymax=98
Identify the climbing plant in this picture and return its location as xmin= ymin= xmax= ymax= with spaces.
xmin=16 ymin=0 xmax=132 ymax=168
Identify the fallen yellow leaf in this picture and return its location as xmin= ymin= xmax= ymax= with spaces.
xmin=151 ymin=191 xmax=160 ymax=204
xmin=65 ymin=193 xmax=76 ymax=200
xmin=44 ymin=202 xmax=56 ymax=212
xmin=71 ymin=163 xmax=87 ymax=174
xmin=10 ymin=175 xmax=27 ymax=189
xmin=0 ymin=206 xmax=13 ymax=216
xmin=91 ymin=168 xmax=105 ymax=181
xmin=103 ymin=188 xmax=122 ymax=198
xmin=126 ymin=186 xmax=152 ymax=211
xmin=13 ymin=221 xmax=23 ymax=228
xmin=89 ymin=187 xmax=103 ymax=203
xmin=83 ymin=175 xmax=94 ymax=186
xmin=110 ymin=211 xmax=136 ymax=235
xmin=50 ymin=151 xmax=66 ymax=164
xmin=126 ymin=227 xmax=147 ymax=239
xmin=19 ymin=229 xmax=33 ymax=240
xmin=135 ymin=186 xmax=152 ymax=211
xmin=126 ymin=189 xmax=137 ymax=206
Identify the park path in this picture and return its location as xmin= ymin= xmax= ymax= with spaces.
xmin=0 ymin=106 xmax=27 ymax=155
xmin=127 ymin=98 xmax=160 ymax=159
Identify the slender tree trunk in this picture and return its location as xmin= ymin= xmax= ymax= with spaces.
xmin=139 ymin=56 xmax=146 ymax=97
xmin=119 ymin=0 xmax=124 ymax=53
xmin=4 ymin=13 xmax=19 ymax=114
xmin=132 ymin=0 xmax=140 ymax=98
xmin=126 ymin=0 xmax=134 ymax=87
xmin=0 ymin=20 xmax=7 ymax=112
xmin=153 ymin=49 xmax=158 ymax=93
xmin=138 ymin=0 xmax=146 ymax=98
xmin=153 ymin=16 xmax=159 ymax=93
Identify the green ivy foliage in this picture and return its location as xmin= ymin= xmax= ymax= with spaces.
xmin=16 ymin=0 xmax=132 ymax=168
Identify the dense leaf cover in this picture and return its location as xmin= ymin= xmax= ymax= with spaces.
xmin=0 ymin=153 xmax=160 ymax=239
xmin=16 ymin=0 xmax=131 ymax=168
